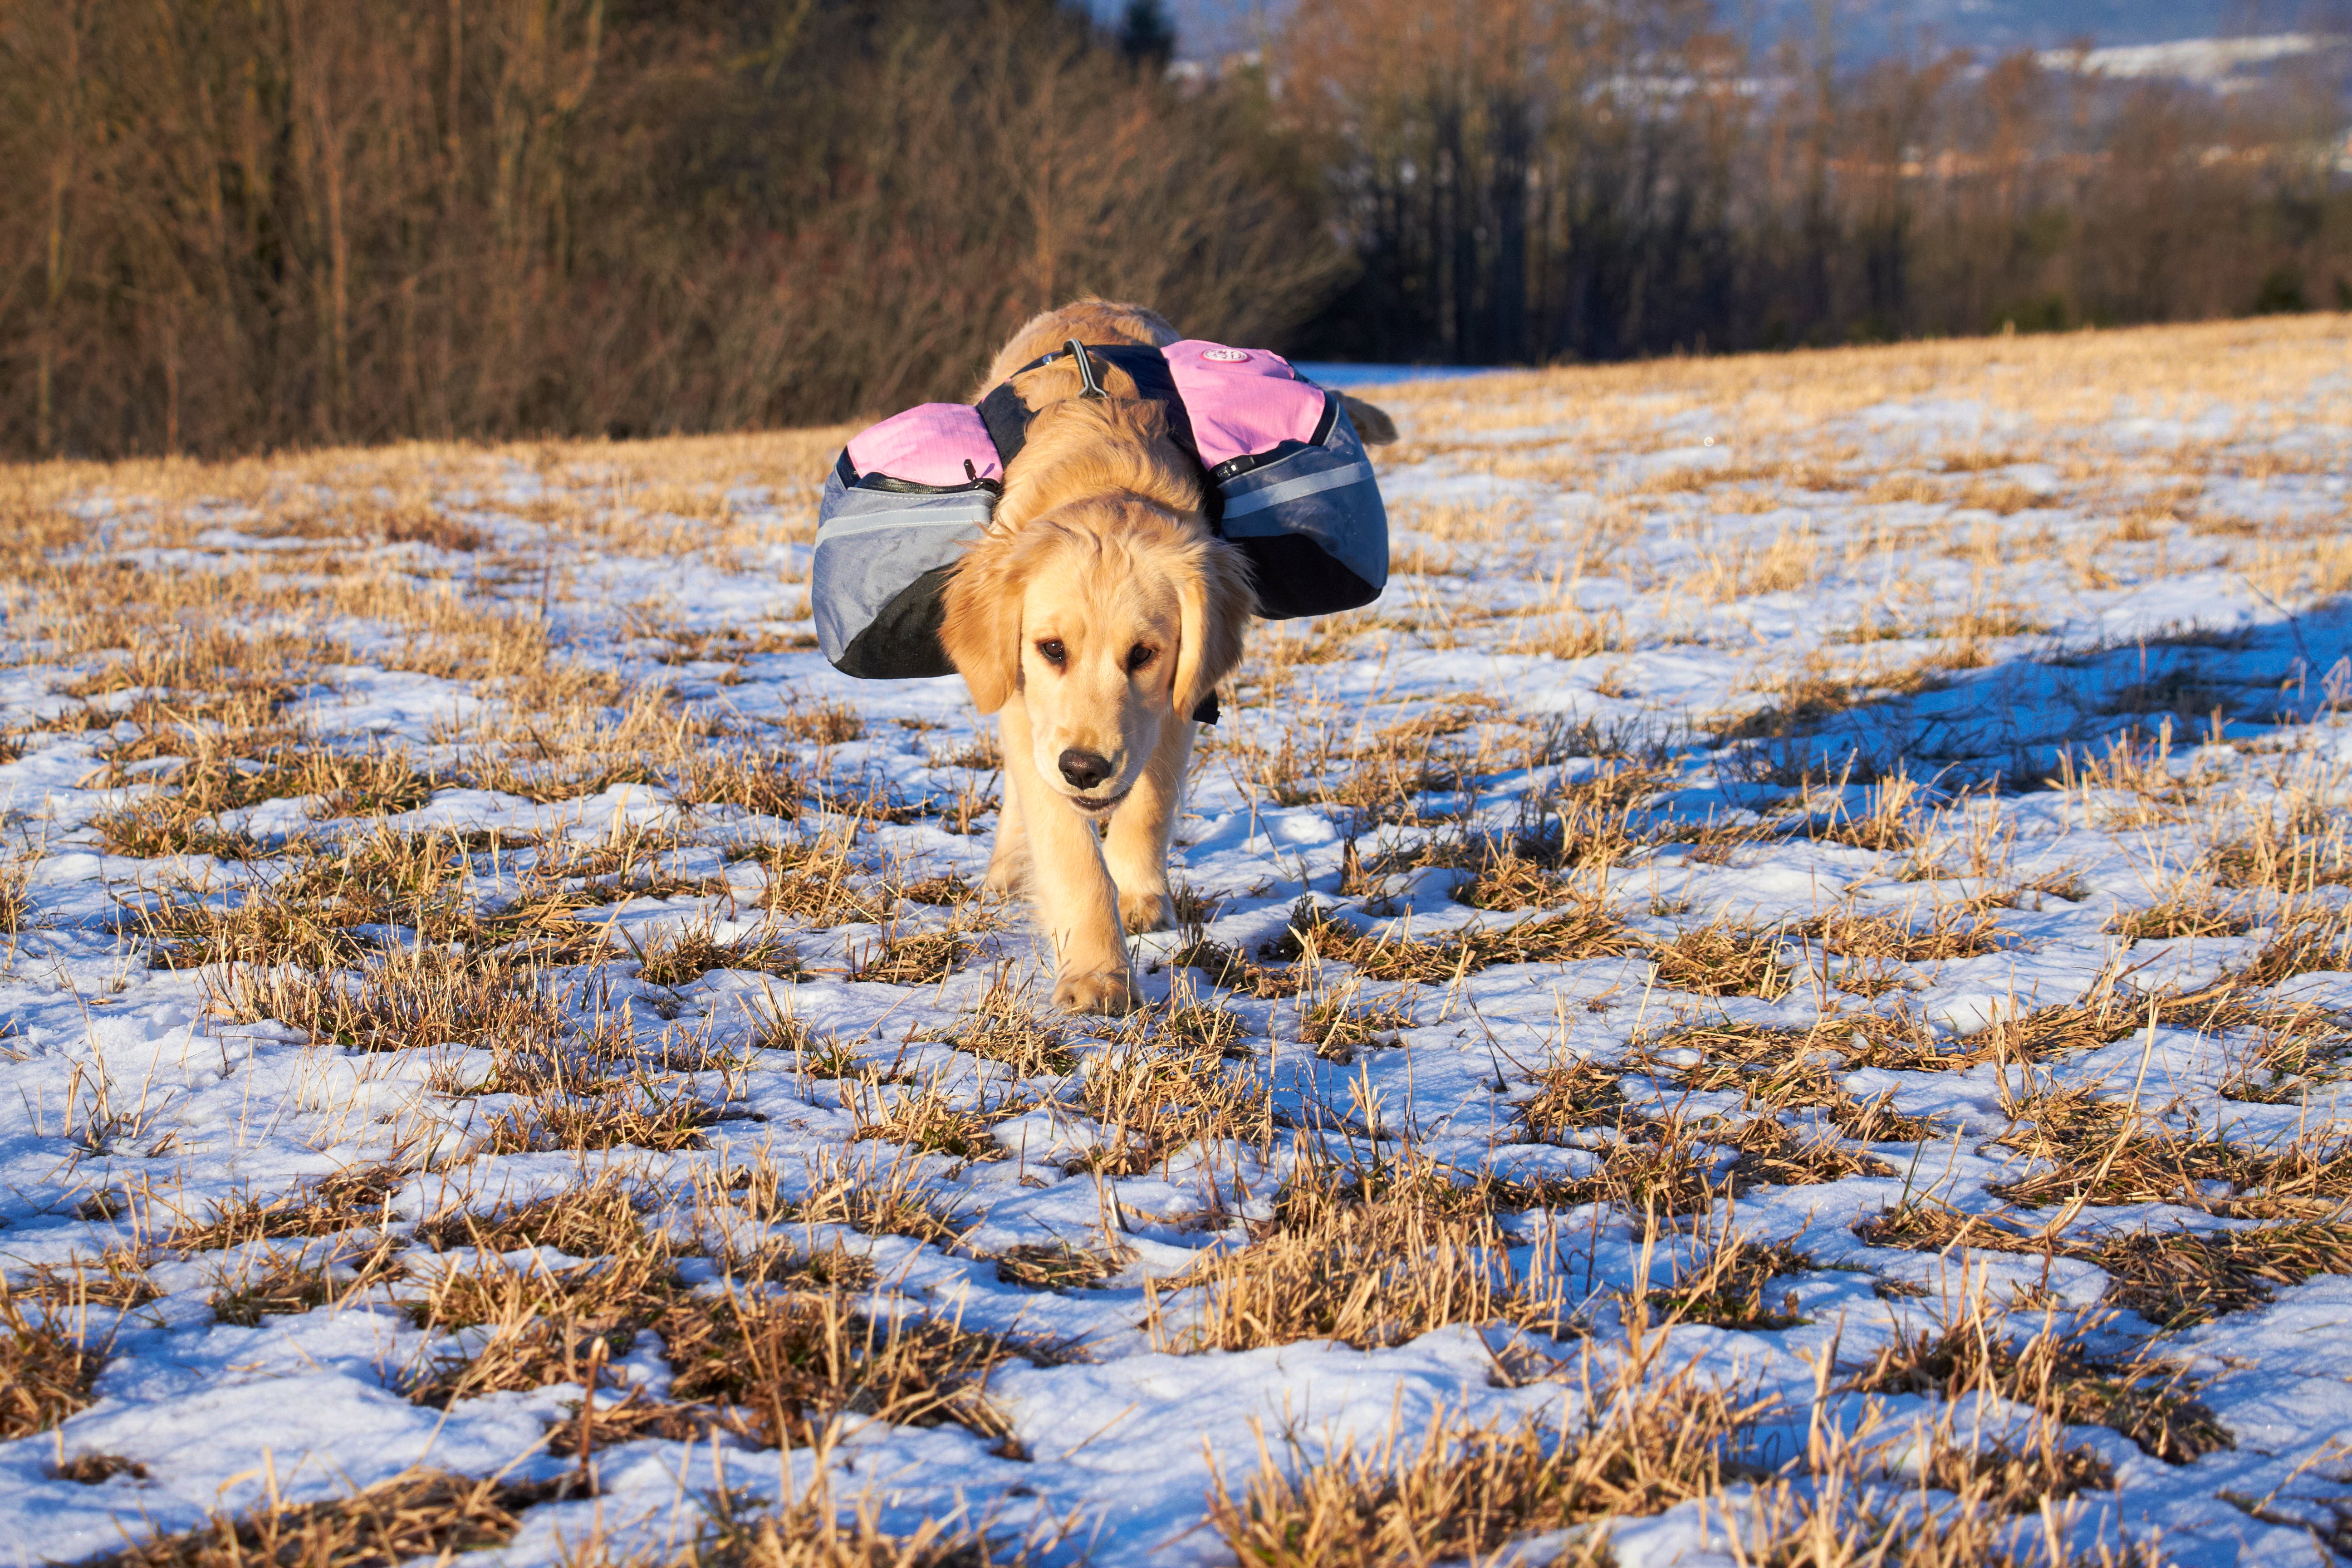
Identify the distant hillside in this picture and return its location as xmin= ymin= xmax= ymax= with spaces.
xmin=1145 ymin=0 xmax=2311 ymax=65
xmin=1751 ymin=0 xmax=2243 ymax=59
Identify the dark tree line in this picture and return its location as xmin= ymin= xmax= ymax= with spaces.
xmin=0 ymin=0 xmax=1337 ymax=458
xmin=1281 ymin=0 xmax=2352 ymax=362
xmin=0 ymin=0 xmax=2346 ymax=459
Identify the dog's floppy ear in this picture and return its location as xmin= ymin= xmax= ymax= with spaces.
xmin=938 ymin=535 xmax=1024 ymax=714
xmin=1339 ymin=393 xmax=1398 ymax=446
xmin=1173 ymin=539 xmax=1255 ymax=720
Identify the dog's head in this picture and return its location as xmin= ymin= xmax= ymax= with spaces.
xmin=938 ymin=499 xmax=1253 ymax=813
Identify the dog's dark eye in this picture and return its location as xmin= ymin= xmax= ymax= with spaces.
xmin=1035 ymin=639 xmax=1066 ymax=667
xmin=1126 ymin=644 xmax=1157 ymax=673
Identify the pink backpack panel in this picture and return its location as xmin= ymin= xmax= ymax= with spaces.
xmin=1161 ymin=341 xmax=1328 ymax=470
xmin=844 ymin=403 xmax=1002 ymax=488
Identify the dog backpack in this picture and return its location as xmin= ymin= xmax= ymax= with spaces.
xmin=811 ymin=340 xmax=1387 ymax=681
xmin=812 ymin=403 xmax=1001 ymax=680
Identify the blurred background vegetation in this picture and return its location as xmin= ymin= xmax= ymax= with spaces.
xmin=1 ymin=0 xmax=2347 ymax=459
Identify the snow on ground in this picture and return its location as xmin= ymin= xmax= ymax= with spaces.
xmin=4 ymin=318 xmax=2352 ymax=1566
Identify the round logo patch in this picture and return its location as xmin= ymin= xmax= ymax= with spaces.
xmin=1201 ymin=347 xmax=1251 ymax=363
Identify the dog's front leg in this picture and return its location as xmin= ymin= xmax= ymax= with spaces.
xmin=1000 ymin=700 xmax=1131 ymax=1014
xmin=980 ymin=751 xmax=1028 ymax=897
xmin=1103 ymin=717 xmax=1195 ymax=933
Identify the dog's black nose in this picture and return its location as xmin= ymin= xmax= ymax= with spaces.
xmin=1058 ymin=749 xmax=1113 ymax=790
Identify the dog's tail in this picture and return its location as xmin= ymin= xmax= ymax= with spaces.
xmin=1339 ymin=393 xmax=1399 ymax=446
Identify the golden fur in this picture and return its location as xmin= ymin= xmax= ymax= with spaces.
xmin=941 ymin=298 xmax=1392 ymax=1013
xmin=979 ymin=300 xmax=1180 ymax=394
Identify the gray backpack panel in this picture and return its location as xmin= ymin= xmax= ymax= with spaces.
xmin=811 ymin=471 xmax=995 ymax=677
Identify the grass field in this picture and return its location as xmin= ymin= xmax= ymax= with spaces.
xmin=5 ymin=314 xmax=2352 ymax=1567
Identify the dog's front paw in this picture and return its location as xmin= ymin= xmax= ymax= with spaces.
xmin=1120 ymin=888 xmax=1176 ymax=934
xmin=1054 ymin=966 xmax=1134 ymax=1016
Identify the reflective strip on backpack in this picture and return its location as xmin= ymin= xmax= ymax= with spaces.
xmin=816 ymin=496 xmax=997 ymax=542
xmin=1219 ymin=461 xmax=1376 ymax=522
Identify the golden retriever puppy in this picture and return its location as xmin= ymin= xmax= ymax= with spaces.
xmin=940 ymin=304 xmax=1251 ymax=1014
xmin=942 ymin=298 xmax=1396 ymax=1013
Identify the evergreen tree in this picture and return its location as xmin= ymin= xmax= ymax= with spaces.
xmin=1119 ymin=0 xmax=1176 ymax=72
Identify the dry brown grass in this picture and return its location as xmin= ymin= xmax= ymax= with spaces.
xmin=141 ymin=818 xmax=735 ymax=976
xmin=0 ymin=856 xmax=29 ymax=934
xmin=1647 ymin=921 xmax=1795 ymax=999
xmin=1151 ymin=1000 xmax=1254 ymax=1058
xmin=1216 ymin=694 xmax=1581 ymax=829
xmin=676 ymin=1474 xmax=1052 ymax=1568
xmin=1299 ymin=992 xmax=1417 ymax=1062
xmin=1984 ymin=1085 xmax=2315 ymax=1214
xmin=1519 ymin=1055 xmax=1639 ymax=1139
xmin=85 ymin=1470 xmax=593 ymax=1568
xmin=1150 ymin=1159 xmax=1569 ymax=1352
xmin=740 ymin=834 xmax=893 ymax=928
xmin=1356 ymin=767 xmax=1658 ymax=912
xmin=846 ymin=926 xmax=968 ymax=988
xmin=1070 ymin=1025 xmax=1274 ymax=1176
xmin=721 ymin=1156 xmax=973 ymax=1250
xmin=935 ymin=978 xmax=1078 ymax=1078
xmin=1556 ymin=1123 xmax=1733 ymax=1218
xmin=413 ymin=1177 xmax=664 ymax=1256
xmin=474 ymin=1083 xmax=722 ymax=1156
xmin=208 ymin=1250 xmax=371 ymax=1328
xmin=848 ymin=1079 xmax=1015 ymax=1165
xmin=1722 ymin=1116 xmax=1896 ymax=1190
xmin=1623 ymin=1026 xmax=1945 ymax=1152
xmin=1724 ymin=1460 xmax=2166 ymax=1567
xmin=2205 ymin=808 xmax=2352 ymax=894
xmin=1270 ymin=898 xmax=1635 ymax=985
xmin=93 ymin=743 xmax=437 ymax=858
xmin=1845 ymin=1293 xmax=2232 ymax=1465
xmin=2089 ymin=1224 xmax=2352 ymax=1328
xmin=162 ymin=1167 xmax=403 ymax=1252
xmin=636 ymin=921 xmax=806 ymax=986
xmin=392 ymin=1172 xmax=1042 ymax=1455
xmin=1804 ymin=904 xmax=2010 ymax=997
xmin=1207 ymin=1371 xmax=1774 ymax=1568
xmin=1509 ymin=605 xmax=1628 ymax=660
xmin=405 ymin=1222 xmax=680 ymax=1409
xmin=51 ymin=1453 xmax=149 ymax=1484
xmin=1643 ymin=1237 xmax=1813 ymax=1331
xmin=0 ymin=1286 xmax=106 ymax=1439
xmin=1858 ymin=1187 xmax=2344 ymax=1399
xmin=983 ymin=1241 xmax=1137 ymax=1292
xmin=1637 ymin=1020 xmax=1842 ymax=1106
xmin=657 ymin=1288 xmax=1040 ymax=1449
xmin=2218 ymin=1004 xmax=2352 ymax=1103
xmin=219 ymin=947 xmax=571 ymax=1054
xmin=1714 ymin=525 xmax=1821 ymax=601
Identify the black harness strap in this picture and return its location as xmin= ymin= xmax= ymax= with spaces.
xmin=1065 ymin=338 xmax=1107 ymax=399
xmin=974 ymin=343 xmax=1213 ymax=512
xmin=975 ymin=381 xmax=1033 ymax=471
